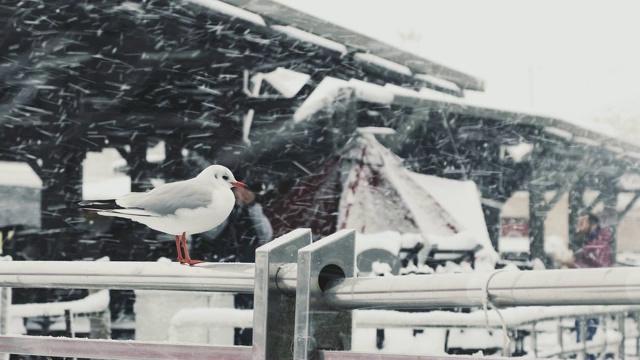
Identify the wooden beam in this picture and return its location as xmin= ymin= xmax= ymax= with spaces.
xmin=585 ymin=191 xmax=607 ymax=213
xmin=620 ymin=192 xmax=640 ymax=219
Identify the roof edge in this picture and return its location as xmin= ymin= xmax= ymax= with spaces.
xmin=221 ymin=0 xmax=485 ymax=91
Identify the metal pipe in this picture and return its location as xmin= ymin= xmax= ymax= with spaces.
xmin=0 ymin=261 xmax=255 ymax=293
xmin=275 ymin=262 xmax=298 ymax=296
xmin=7 ymin=262 xmax=640 ymax=311
xmin=323 ymin=268 xmax=640 ymax=310
xmin=0 ymin=335 xmax=251 ymax=360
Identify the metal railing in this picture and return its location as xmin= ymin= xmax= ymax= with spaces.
xmin=164 ymin=305 xmax=640 ymax=358
xmin=1 ymin=228 xmax=640 ymax=359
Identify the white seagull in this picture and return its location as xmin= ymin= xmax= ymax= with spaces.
xmin=80 ymin=165 xmax=246 ymax=265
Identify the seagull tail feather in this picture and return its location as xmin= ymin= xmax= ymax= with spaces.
xmin=77 ymin=199 xmax=121 ymax=209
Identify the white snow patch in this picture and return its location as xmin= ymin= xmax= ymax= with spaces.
xmin=262 ymin=67 xmax=310 ymax=98
xmin=348 ymin=79 xmax=394 ymax=104
xmin=498 ymin=236 xmax=530 ymax=254
xmin=355 ymin=231 xmax=403 ymax=256
xmin=617 ymin=252 xmax=640 ymax=266
xmin=83 ymin=176 xmax=131 ymax=200
xmin=353 ymin=52 xmax=412 ymax=76
xmin=370 ymin=261 xmax=393 ymax=276
xmin=545 ymin=235 xmax=573 ymax=265
xmin=410 ymin=173 xmax=492 ymax=248
xmin=504 ymin=142 xmax=534 ymax=162
xmin=544 ymin=126 xmax=574 ymax=140
xmin=356 ymin=126 xmax=396 ymax=136
xmin=355 ymin=305 xmax=640 ymax=329
xmin=168 ymin=308 xmax=252 ymax=342
xmin=353 ymin=327 xmax=448 ymax=356
xmin=417 ymin=86 xmax=464 ymax=103
xmin=187 ymin=0 xmax=266 ymax=26
xmin=294 ymin=77 xmax=397 ymax=122
xmin=271 ymin=25 xmax=348 ymax=55
xmin=293 ymin=77 xmax=348 ymax=122
xmin=414 ymin=73 xmax=461 ymax=93
xmin=114 ymin=1 xmax=144 ymax=13
xmin=426 ymin=232 xmax=481 ymax=252
xmin=383 ymin=83 xmax=420 ymax=97
xmin=573 ymin=136 xmax=601 ymax=147
xmin=0 ymin=161 xmax=42 ymax=188
xmin=10 ymin=289 xmax=109 ymax=319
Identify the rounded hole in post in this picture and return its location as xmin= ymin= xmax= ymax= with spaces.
xmin=318 ymin=264 xmax=345 ymax=292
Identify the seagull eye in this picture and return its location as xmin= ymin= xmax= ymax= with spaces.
xmin=222 ymin=175 xmax=229 ymax=181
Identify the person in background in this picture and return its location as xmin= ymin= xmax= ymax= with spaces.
xmin=193 ymin=185 xmax=273 ymax=345
xmin=566 ymin=212 xmax=613 ymax=269
xmin=564 ymin=212 xmax=613 ymax=360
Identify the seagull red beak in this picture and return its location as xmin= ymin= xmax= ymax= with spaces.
xmin=232 ymin=181 xmax=247 ymax=188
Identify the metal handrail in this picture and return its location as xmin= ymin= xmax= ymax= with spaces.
xmin=5 ymin=262 xmax=640 ymax=310
xmin=0 ymin=261 xmax=256 ymax=293
xmin=323 ymin=267 xmax=640 ymax=309
xmin=5 ymin=230 xmax=640 ymax=360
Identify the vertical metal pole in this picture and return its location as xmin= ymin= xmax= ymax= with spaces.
xmin=619 ymin=312 xmax=626 ymax=360
xmin=635 ymin=313 xmax=640 ymax=356
xmin=568 ymin=184 xmax=585 ymax=253
xmin=0 ymin=284 xmax=10 ymax=360
xmin=531 ymin=322 xmax=538 ymax=358
xmin=64 ymin=309 xmax=75 ymax=338
xmin=0 ymin=288 xmax=8 ymax=336
xmin=558 ymin=317 xmax=564 ymax=356
xmin=504 ymin=330 xmax=513 ymax=357
xmin=603 ymin=188 xmax=619 ymax=264
xmin=529 ymin=184 xmax=546 ymax=262
xmin=252 ymin=229 xmax=312 ymax=360
xmin=294 ymin=229 xmax=356 ymax=360
xmin=580 ymin=317 xmax=587 ymax=360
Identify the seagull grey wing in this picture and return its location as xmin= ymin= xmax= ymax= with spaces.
xmin=118 ymin=180 xmax=213 ymax=216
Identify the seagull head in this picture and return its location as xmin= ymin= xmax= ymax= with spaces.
xmin=198 ymin=165 xmax=247 ymax=189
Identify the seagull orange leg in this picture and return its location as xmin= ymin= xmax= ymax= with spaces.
xmin=175 ymin=235 xmax=186 ymax=264
xmin=180 ymin=232 xmax=204 ymax=266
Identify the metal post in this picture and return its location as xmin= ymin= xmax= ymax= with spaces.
xmin=529 ymin=184 xmax=546 ymax=262
xmin=619 ymin=312 xmax=626 ymax=360
xmin=0 ymin=284 xmax=9 ymax=360
xmin=65 ymin=309 xmax=75 ymax=338
xmin=531 ymin=322 xmax=538 ymax=358
xmin=252 ymin=229 xmax=311 ymax=360
xmin=294 ymin=229 xmax=355 ymax=360
xmin=505 ymin=330 xmax=514 ymax=357
xmin=635 ymin=313 xmax=640 ymax=356
xmin=603 ymin=187 xmax=619 ymax=264
xmin=558 ymin=317 xmax=564 ymax=356
xmin=568 ymin=184 xmax=585 ymax=253
xmin=580 ymin=317 xmax=587 ymax=360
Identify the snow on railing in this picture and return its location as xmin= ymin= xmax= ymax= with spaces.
xmin=9 ymin=289 xmax=109 ymax=319
xmin=3 ymin=229 xmax=640 ymax=359
xmin=167 ymin=308 xmax=252 ymax=342
xmin=163 ymin=305 xmax=640 ymax=358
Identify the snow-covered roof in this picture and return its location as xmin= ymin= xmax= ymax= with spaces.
xmin=293 ymin=74 xmax=640 ymax=155
xmin=353 ymin=53 xmax=412 ymax=77
xmin=338 ymin=133 xmax=494 ymax=251
xmin=217 ymin=0 xmax=484 ymax=91
xmin=188 ymin=0 xmax=266 ymax=26
xmin=271 ymin=25 xmax=348 ymax=55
